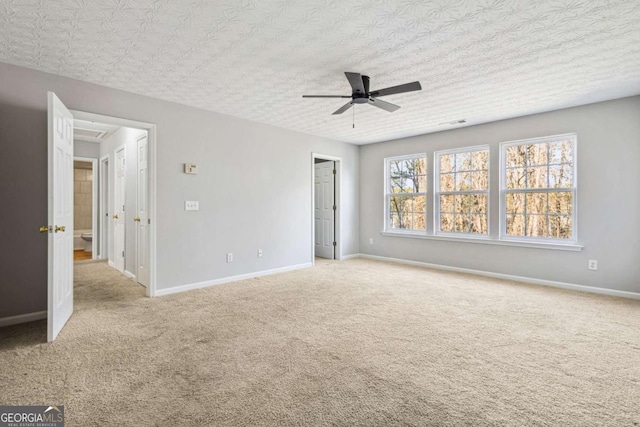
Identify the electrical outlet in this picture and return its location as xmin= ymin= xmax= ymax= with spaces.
xmin=258 ymin=249 xmax=263 ymax=258
xmin=369 ymin=238 xmax=374 ymax=245
xmin=227 ymin=253 xmax=233 ymax=263
xmin=588 ymin=259 xmax=598 ymax=271
xmin=185 ymin=201 xmax=199 ymax=211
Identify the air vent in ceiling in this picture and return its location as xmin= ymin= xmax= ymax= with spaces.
xmin=438 ymin=119 xmax=467 ymax=126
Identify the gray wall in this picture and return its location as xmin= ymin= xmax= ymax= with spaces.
xmin=359 ymin=96 xmax=640 ymax=293
xmin=73 ymin=140 xmax=100 ymax=159
xmin=0 ymin=62 xmax=359 ymax=319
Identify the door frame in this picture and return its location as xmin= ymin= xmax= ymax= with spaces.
xmin=311 ymin=153 xmax=342 ymax=265
xmin=70 ymin=110 xmax=158 ymax=298
xmin=113 ymin=144 xmax=127 ymax=274
xmin=99 ymin=154 xmax=109 ymax=260
xmin=73 ymin=156 xmax=98 ymax=258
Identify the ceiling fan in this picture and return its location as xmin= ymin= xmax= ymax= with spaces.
xmin=303 ymin=72 xmax=422 ymax=115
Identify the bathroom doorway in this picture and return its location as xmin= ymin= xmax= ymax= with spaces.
xmin=73 ymin=157 xmax=97 ymax=261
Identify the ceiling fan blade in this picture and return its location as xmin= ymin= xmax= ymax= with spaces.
xmin=302 ymin=95 xmax=351 ymax=98
xmin=368 ymin=98 xmax=400 ymax=112
xmin=370 ymin=81 xmax=422 ymax=97
xmin=332 ymin=101 xmax=354 ymax=115
xmin=344 ymin=72 xmax=365 ymax=94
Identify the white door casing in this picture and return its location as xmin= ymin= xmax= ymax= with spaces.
xmin=99 ymin=156 xmax=109 ymax=260
xmin=47 ymin=92 xmax=74 ymax=342
xmin=136 ymin=133 xmax=150 ymax=287
xmin=113 ymin=146 xmax=126 ymax=273
xmin=314 ymin=161 xmax=335 ymax=259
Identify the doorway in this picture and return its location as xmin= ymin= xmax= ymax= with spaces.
xmin=46 ymin=92 xmax=157 ymax=341
xmin=72 ymin=157 xmax=97 ymax=261
xmin=312 ymin=153 xmax=341 ymax=262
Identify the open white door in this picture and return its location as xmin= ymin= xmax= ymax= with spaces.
xmin=314 ymin=161 xmax=335 ymax=259
xmin=135 ymin=133 xmax=149 ymax=287
xmin=113 ymin=146 xmax=126 ymax=272
xmin=47 ymin=92 xmax=74 ymax=342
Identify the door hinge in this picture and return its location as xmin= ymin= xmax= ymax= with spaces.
xmin=333 ymin=205 xmax=336 ymax=211
xmin=333 ymin=169 xmax=336 ymax=175
xmin=122 ymin=250 xmax=125 ymax=257
xmin=148 ymin=219 xmax=151 ymax=224
xmin=332 ymin=241 xmax=337 ymax=247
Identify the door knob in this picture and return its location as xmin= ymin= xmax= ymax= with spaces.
xmin=54 ymin=226 xmax=66 ymax=233
xmin=134 ymin=217 xmax=141 ymax=222
xmin=113 ymin=215 xmax=119 ymax=219
xmin=39 ymin=226 xmax=50 ymax=233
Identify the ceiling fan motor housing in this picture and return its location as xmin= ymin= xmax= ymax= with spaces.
xmin=352 ymin=75 xmax=371 ymax=103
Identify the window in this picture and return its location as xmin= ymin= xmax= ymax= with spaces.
xmin=385 ymin=154 xmax=427 ymax=232
xmin=435 ymin=146 xmax=489 ymax=235
xmin=501 ymin=134 xmax=576 ymax=241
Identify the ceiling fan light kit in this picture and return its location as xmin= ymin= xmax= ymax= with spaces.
xmin=303 ymin=72 xmax=422 ymax=116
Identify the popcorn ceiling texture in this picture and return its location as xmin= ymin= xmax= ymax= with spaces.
xmin=1 ymin=259 xmax=638 ymax=425
xmin=0 ymin=1 xmax=639 ymax=143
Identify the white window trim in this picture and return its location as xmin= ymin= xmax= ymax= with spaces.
xmin=384 ymin=153 xmax=428 ymax=234
xmin=499 ymin=133 xmax=578 ymax=244
xmin=434 ymin=144 xmax=490 ymax=237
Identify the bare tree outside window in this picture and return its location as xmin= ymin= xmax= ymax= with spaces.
xmin=502 ymin=135 xmax=575 ymax=240
xmin=436 ymin=147 xmax=489 ymax=235
xmin=386 ymin=155 xmax=427 ymax=231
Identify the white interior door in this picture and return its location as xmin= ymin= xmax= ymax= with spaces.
xmin=99 ymin=156 xmax=109 ymax=259
xmin=314 ymin=161 xmax=335 ymax=259
xmin=47 ymin=92 xmax=74 ymax=342
xmin=136 ymin=134 xmax=149 ymax=287
xmin=113 ymin=146 xmax=126 ymax=272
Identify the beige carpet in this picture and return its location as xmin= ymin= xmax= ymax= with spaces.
xmin=1 ymin=259 xmax=638 ymax=426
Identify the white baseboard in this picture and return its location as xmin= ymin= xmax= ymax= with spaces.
xmin=155 ymin=262 xmax=313 ymax=297
xmin=356 ymin=254 xmax=640 ymax=300
xmin=0 ymin=310 xmax=47 ymax=328
xmin=341 ymin=253 xmax=361 ymax=260
xmin=124 ymin=270 xmax=136 ymax=281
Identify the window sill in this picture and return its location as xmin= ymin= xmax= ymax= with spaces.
xmin=380 ymin=231 xmax=583 ymax=252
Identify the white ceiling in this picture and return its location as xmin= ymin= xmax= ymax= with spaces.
xmin=1 ymin=1 xmax=639 ymax=144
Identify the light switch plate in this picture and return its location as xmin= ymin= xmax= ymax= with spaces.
xmin=185 ymin=201 xmax=199 ymax=211
xmin=184 ymin=163 xmax=198 ymax=174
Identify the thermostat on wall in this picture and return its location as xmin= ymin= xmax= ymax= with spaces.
xmin=184 ymin=163 xmax=198 ymax=174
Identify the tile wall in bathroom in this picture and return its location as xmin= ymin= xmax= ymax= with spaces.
xmin=74 ymin=167 xmax=93 ymax=230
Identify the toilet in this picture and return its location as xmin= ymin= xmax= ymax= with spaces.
xmin=80 ymin=232 xmax=92 ymax=252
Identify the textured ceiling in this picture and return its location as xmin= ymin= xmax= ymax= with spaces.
xmin=1 ymin=0 xmax=639 ymax=144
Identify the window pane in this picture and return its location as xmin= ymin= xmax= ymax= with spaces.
xmin=389 ymin=196 xmax=411 ymax=217
xmin=472 ymin=194 xmax=487 ymax=214
xmin=549 ymin=140 xmax=573 ymax=164
xmin=526 ymin=192 xmax=548 ymax=215
xmin=440 ymin=173 xmax=455 ymax=192
xmin=455 ymin=213 xmax=471 ymax=232
xmin=390 ymin=213 xmax=401 ymax=228
xmin=548 ymin=215 xmax=572 ymax=239
xmin=506 ymin=145 xmax=526 ymax=167
xmin=471 ymin=170 xmax=488 ymax=190
xmin=441 ymin=213 xmax=454 ymax=232
xmin=440 ymin=154 xmax=455 ymax=174
xmin=455 ymin=194 xmax=471 ymax=215
xmin=413 ymin=212 xmax=426 ymax=231
xmin=455 ymin=152 xmax=472 ymax=172
xmin=526 ymin=214 xmax=547 ymax=237
xmin=548 ymin=191 xmax=573 ymax=215
xmin=549 ymin=165 xmax=573 ymax=188
xmin=527 ymin=166 xmax=548 ymax=189
xmin=455 ymin=172 xmax=471 ymax=191
xmin=472 ymin=150 xmax=488 ymax=171
xmin=389 ymin=175 xmax=406 ymax=193
xmin=413 ymin=175 xmax=427 ymax=193
xmin=405 ymin=158 xmax=427 ymax=176
xmin=526 ymin=143 xmax=548 ymax=166
xmin=389 ymin=160 xmax=402 ymax=178
xmin=413 ymin=195 xmax=426 ymax=214
xmin=440 ymin=194 xmax=454 ymax=213
xmin=470 ymin=214 xmax=488 ymax=234
xmin=506 ymin=193 xmax=525 ymax=214
xmin=506 ymin=168 xmax=526 ymax=189
xmin=507 ymin=214 xmax=525 ymax=236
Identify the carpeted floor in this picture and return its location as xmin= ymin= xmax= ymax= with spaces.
xmin=0 ymin=259 xmax=639 ymax=426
